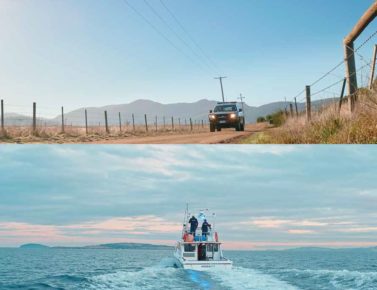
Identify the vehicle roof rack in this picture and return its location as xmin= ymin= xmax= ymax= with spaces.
xmin=216 ymin=102 xmax=237 ymax=104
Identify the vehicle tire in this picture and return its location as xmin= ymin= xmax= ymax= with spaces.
xmin=210 ymin=124 xmax=215 ymax=132
xmin=235 ymin=122 xmax=241 ymax=131
xmin=217 ymin=127 xmax=222 ymax=132
xmin=240 ymin=122 xmax=245 ymax=131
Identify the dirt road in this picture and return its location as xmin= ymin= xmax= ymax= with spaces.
xmin=89 ymin=124 xmax=267 ymax=144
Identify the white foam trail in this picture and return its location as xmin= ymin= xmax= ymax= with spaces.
xmin=207 ymin=267 xmax=300 ymax=290
xmin=285 ymin=269 xmax=377 ymax=289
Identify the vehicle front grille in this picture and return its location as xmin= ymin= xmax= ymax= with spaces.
xmin=217 ymin=114 xmax=229 ymax=120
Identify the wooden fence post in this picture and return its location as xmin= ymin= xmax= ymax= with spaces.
xmin=369 ymin=44 xmax=377 ymax=89
xmin=171 ymin=117 xmax=174 ymax=131
xmin=61 ymin=106 xmax=65 ymax=133
xmin=144 ymin=114 xmax=148 ymax=132
xmin=32 ymin=102 xmax=37 ymax=134
xmin=294 ymin=97 xmax=298 ymax=118
xmin=201 ymin=120 xmax=204 ymax=128
xmin=155 ymin=116 xmax=158 ymax=132
xmin=132 ymin=114 xmax=135 ymax=132
xmin=85 ymin=109 xmax=88 ymax=135
xmin=339 ymin=78 xmax=347 ymax=113
xmin=1 ymin=99 xmax=4 ymax=132
xmin=344 ymin=2 xmax=377 ymax=96
xmin=163 ymin=116 xmax=166 ymax=129
xmin=104 ymin=111 xmax=109 ymax=134
xmin=118 ymin=112 xmax=122 ymax=132
xmin=305 ymin=86 xmax=311 ymax=122
xmin=190 ymin=118 xmax=193 ymax=131
xmin=178 ymin=118 xmax=181 ymax=130
xmin=289 ymin=104 xmax=294 ymax=118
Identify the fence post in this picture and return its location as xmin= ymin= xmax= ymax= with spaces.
xmin=1 ymin=99 xmax=4 ymax=132
xmin=369 ymin=44 xmax=377 ymax=89
xmin=339 ymin=78 xmax=347 ymax=113
xmin=294 ymin=97 xmax=298 ymax=118
xmin=144 ymin=114 xmax=148 ymax=132
xmin=85 ymin=109 xmax=88 ymax=135
xmin=118 ymin=112 xmax=122 ymax=132
xmin=190 ymin=118 xmax=193 ymax=131
xmin=178 ymin=118 xmax=181 ymax=130
xmin=104 ymin=111 xmax=109 ymax=134
xmin=305 ymin=86 xmax=311 ymax=122
xmin=171 ymin=116 xmax=174 ymax=131
xmin=289 ymin=103 xmax=294 ymax=118
xmin=201 ymin=120 xmax=204 ymax=128
xmin=163 ymin=116 xmax=166 ymax=129
xmin=32 ymin=102 xmax=37 ymax=134
xmin=61 ymin=106 xmax=65 ymax=133
xmin=155 ymin=116 xmax=158 ymax=132
xmin=132 ymin=114 xmax=135 ymax=132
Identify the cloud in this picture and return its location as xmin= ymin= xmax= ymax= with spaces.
xmin=241 ymin=218 xmax=328 ymax=229
xmin=287 ymin=229 xmax=316 ymax=235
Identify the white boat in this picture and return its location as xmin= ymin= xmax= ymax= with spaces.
xmin=174 ymin=207 xmax=233 ymax=271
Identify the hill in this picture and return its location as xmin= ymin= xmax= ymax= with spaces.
xmin=19 ymin=243 xmax=50 ymax=249
xmin=18 ymin=243 xmax=172 ymax=250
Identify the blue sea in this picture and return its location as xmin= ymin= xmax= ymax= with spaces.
xmin=0 ymin=248 xmax=376 ymax=290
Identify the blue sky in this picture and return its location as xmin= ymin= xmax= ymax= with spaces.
xmin=0 ymin=0 xmax=376 ymax=116
xmin=0 ymin=145 xmax=377 ymax=249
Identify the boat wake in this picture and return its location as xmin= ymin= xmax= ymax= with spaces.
xmin=207 ymin=267 xmax=300 ymax=290
xmin=279 ymin=268 xmax=377 ymax=289
xmin=89 ymin=260 xmax=300 ymax=290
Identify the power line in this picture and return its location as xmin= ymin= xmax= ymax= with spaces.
xmin=121 ymin=0 xmax=210 ymax=74
xmin=143 ymin=0 xmax=216 ymax=74
xmin=159 ymin=0 xmax=221 ymax=72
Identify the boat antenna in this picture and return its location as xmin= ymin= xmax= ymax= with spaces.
xmin=181 ymin=203 xmax=188 ymax=237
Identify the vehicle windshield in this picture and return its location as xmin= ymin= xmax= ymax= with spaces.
xmin=214 ymin=105 xmax=237 ymax=112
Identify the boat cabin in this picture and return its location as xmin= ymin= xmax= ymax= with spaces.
xmin=179 ymin=241 xmax=222 ymax=261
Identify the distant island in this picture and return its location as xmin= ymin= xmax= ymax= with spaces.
xmin=19 ymin=242 xmax=172 ymax=250
xmin=19 ymin=243 xmax=51 ymax=249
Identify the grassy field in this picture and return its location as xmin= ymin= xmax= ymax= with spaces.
xmin=241 ymin=88 xmax=377 ymax=144
xmin=0 ymin=125 xmax=208 ymax=144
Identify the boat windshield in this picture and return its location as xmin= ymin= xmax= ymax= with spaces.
xmin=214 ymin=105 xmax=237 ymax=112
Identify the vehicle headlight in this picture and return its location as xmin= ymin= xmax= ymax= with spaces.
xmin=230 ymin=113 xmax=237 ymax=119
xmin=209 ymin=114 xmax=216 ymax=120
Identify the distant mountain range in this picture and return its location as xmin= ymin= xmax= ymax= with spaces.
xmin=19 ymin=243 xmax=172 ymax=250
xmin=3 ymin=98 xmax=336 ymax=126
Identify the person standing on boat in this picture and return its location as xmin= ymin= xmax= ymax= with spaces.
xmin=189 ymin=215 xmax=198 ymax=236
xmin=202 ymin=219 xmax=211 ymax=237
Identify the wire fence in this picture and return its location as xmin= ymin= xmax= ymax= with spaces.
xmin=0 ymin=100 xmax=209 ymax=137
xmin=282 ymin=28 xmax=377 ymax=121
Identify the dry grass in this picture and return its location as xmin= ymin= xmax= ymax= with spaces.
xmin=0 ymin=124 xmax=208 ymax=144
xmin=251 ymin=88 xmax=377 ymax=144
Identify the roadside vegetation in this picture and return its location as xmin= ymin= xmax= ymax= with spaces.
xmin=245 ymin=87 xmax=377 ymax=144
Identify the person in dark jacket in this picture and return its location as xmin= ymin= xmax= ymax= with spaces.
xmin=201 ymin=219 xmax=211 ymax=237
xmin=189 ymin=216 xmax=198 ymax=236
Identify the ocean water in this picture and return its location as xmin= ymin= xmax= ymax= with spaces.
xmin=0 ymin=248 xmax=376 ymax=290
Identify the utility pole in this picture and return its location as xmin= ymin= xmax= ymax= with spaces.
xmin=238 ymin=93 xmax=246 ymax=123
xmin=214 ymin=76 xmax=227 ymax=102
xmin=238 ymin=94 xmax=245 ymax=112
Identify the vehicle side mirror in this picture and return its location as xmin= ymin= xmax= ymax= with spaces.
xmin=209 ymin=110 xmax=213 ymax=113
xmin=239 ymin=109 xmax=243 ymax=112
